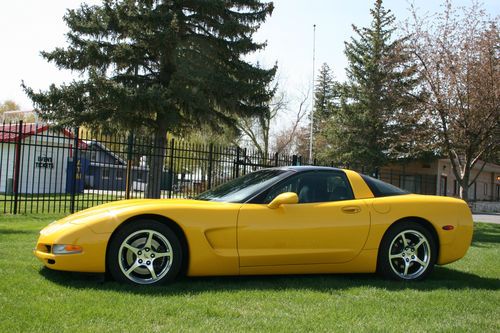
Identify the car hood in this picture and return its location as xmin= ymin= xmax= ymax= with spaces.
xmin=50 ymin=198 xmax=227 ymax=227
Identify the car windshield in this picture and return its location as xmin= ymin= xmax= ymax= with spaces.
xmin=196 ymin=169 xmax=292 ymax=202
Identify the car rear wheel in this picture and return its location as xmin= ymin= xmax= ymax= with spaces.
xmin=107 ymin=220 xmax=182 ymax=285
xmin=378 ymin=222 xmax=437 ymax=281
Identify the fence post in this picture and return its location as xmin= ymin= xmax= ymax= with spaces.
xmin=70 ymin=127 xmax=79 ymax=214
xmin=235 ymin=147 xmax=240 ymax=178
xmin=401 ymin=164 xmax=406 ymax=189
xmin=274 ymin=152 xmax=279 ymax=167
xmin=125 ymin=132 xmax=134 ymax=200
xmin=207 ymin=143 xmax=213 ymax=190
xmin=167 ymin=138 xmax=175 ymax=199
xmin=242 ymin=148 xmax=247 ymax=175
xmin=13 ymin=120 xmax=23 ymax=214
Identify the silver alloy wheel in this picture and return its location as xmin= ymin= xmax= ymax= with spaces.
xmin=388 ymin=229 xmax=431 ymax=280
xmin=118 ymin=229 xmax=173 ymax=285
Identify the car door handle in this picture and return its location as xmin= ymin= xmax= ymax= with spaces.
xmin=342 ymin=206 xmax=361 ymax=214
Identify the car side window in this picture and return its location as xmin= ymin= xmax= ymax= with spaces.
xmin=260 ymin=171 xmax=354 ymax=204
xmin=263 ymin=175 xmax=301 ymax=203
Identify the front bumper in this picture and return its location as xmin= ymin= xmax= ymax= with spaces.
xmin=34 ymin=223 xmax=110 ymax=273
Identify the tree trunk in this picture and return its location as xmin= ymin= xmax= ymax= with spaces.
xmin=145 ymin=124 xmax=167 ymax=199
xmin=459 ymin=181 xmax=469 ymax=202
xmin=458 ymin=171 xmax=471 ymax=202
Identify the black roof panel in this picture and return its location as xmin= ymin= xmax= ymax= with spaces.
xmin=272 ymin=165 xmax=344 ymax=172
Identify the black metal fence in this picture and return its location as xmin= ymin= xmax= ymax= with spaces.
xmin=0 ymin=121 xmax=439 ymax=214
xmin=0 ymin=121 xmax=301 ymax=214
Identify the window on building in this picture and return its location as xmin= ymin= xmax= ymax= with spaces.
xmin=454 ymin=180 xmax=459 ymax=196
xmin=469 ymin=182 xmax=477 ymax=201
xmin=90 ymin=150 xmax=97 ymax=162
xmin=400 ymin=175 xmax=421 ymax=193
xmin=440 ymin=176 xmax=447 ymax=196
xmin=102 ymin=169 xmax=110 ymax=180
xmin=116 ymin=169 xmax=124 ymax=181
xmin=484 ymin=183 xmax=488 ymax=195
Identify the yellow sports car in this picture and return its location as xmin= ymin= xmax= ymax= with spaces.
xmin=34 ymin=166 xmax=473 ymax=285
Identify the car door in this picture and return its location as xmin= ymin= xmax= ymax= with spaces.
xmin=237 ymin=170 xmax=370 ymax=267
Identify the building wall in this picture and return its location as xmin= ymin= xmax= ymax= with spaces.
xmin=0 ymin=143 xmax=15 ymax=193
xmin=437 ymin=160 xmax=500 ymax=201
xmin=382 ymin=159 xmax=500 ymax=201
xmin=379 ymin=161 xmax=439 ymax=195
xmin=85 ymin=144 xmax=124 ymax=165
xmin=0 ymin=130 xmax=72 ymax=194
xmin=19 ymin=130 xmax=71 ymax=194
xmin=88 ymin=165 xmax=127 ymax=191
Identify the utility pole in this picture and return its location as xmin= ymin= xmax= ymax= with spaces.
xmin=308 ymin=24 xmax=316 ymax=164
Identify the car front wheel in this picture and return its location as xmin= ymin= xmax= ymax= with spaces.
xmin=107 ymin=220 xmax=182 ymax=285
xmin=378 ymin=222 xmax=437 ymax=281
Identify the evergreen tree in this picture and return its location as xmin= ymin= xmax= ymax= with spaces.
xmin=327 ymin=0 xmax=421 ymax=173
xmin=313 ymin=63 xmax=337 ymax=134
xmin=23 ymin=0 xmax=275 ymax=198
xmin=312 ymin=63 xmax=339 ymax=162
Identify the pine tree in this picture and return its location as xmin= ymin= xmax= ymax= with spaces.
xmin=313 ymin=63 xmax=338 ymax=133
xmin=312 ymin=63 xmax=339 ymax=162
xmin=23 ymin=0 xmax=275 ymax=198
xmin=328 ymin=0 xmax=421 ymax=173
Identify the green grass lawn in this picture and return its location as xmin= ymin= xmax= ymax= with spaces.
xmin=0 ymin=194 xmax=124 ymax=214
xmin=0 ymin=214 xmax=499 ymax=332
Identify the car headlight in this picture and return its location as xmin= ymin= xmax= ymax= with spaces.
xmin=52 ymin=244 xmax=83 ymax=254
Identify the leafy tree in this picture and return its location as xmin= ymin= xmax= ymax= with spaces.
xmin=407 ymin=0 xmax=499 ymax=201
xmin=0 ymin=100 xmax=37 ymax=123
xmin=326 ymin=0 xmax=421 ymax=173
xmin=271 ymin=88 xmax=309 ymax=157
xmin=23 ymin=0 xmax=276 ymax=198
xmin=0 ymin=100 xmax=20 ymax=113
xmin=237 ymin=80 xmax=284 ymax=159
xmin=0 ymin=100 xmax=20 ymax=122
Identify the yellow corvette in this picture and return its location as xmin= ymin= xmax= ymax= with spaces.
xmin=34 ymin=166 xmax=473 ymax=285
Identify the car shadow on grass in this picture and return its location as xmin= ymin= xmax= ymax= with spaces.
xmin=39 ymin=265 xmax=500 ymax=295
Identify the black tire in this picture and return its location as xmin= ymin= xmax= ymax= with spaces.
xmin=107 ymin=219 xmax=182 ymax=285
xmin=377 ymin=221 xmax=437 ymax=281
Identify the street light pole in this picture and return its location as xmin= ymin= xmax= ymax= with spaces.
xmin=308 ymin=24 xmax=316 ymax=164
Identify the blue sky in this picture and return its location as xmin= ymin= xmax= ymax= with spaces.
xmin=252 ymin=0 xmax=499 ymax=90
xmin=0 ymin=0 xmax=498 ymax=110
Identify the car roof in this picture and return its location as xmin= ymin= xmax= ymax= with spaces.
xmin=272 ymin=166 xmax=344 ymax=172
